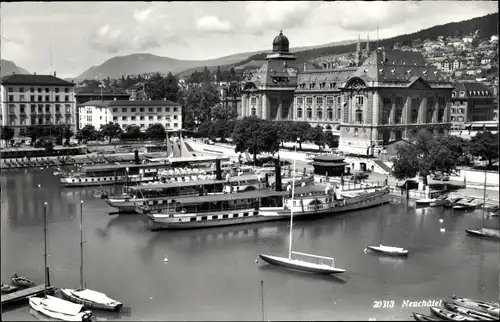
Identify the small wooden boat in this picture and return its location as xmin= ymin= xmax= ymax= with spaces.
xmin=1 ymin=282 xmax=18 ymax=293
xmin=412 ymin=312 xmax=441 ymax=321
xmin=258 ymin=253 xmax=346 ymax=274
xmin=430 ymin=306 xmax=476 ymax=321
xmin=61 ymin=289 xmax=122 ymax=311
xmin=453 ymin=198 xmax=476 ymax=210
xmin=431 ymin=196 xmax=460 ymax=207
xmin=465 ymin=229 xmax=500 ymax=240
xmin=444 ymin=301 xmax=497 ymax=320
xmin=451 ymin=295 xmax=500 ymax=313
xmin=11 ymin=273 xmax=35 ymax=288
xmin=366 ymin=245 xmax=409 ymax=256
xmin=415 ymin=198 xmax=438 ymax=206
xmin=29 ymin=295 xmax=93 ymax=322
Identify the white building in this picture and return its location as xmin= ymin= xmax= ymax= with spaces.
xmin=0 ymin=73 xmax=77 ymax=135
xmin=78 ymin=99 xmax=182 ymax=131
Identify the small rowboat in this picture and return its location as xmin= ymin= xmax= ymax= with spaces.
xmin=415 ymin=198 xmax=438 ymax=206
xmin=451 ymin=295 xmax=500 ymax=314
xmin=412 ymin=312 xmax=441 ymax=321
xmin=429 ymin=306 xmax=476 ymax=321
xmin=444 ymin=301 xmax=497 ymax=320
xmin=366 ymin=244 xmax=409 ymax=257
xmin=1 ymin=282 xmax=18 ymax=293
xmin=465 ymin=229 xmax=500 ymax=240
xmin=11 ymin=273 xmax=35 ymax=288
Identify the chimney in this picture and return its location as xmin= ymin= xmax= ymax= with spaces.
xmin=274 ymin=157 xmax=282 ymax=191
xmin=54 ymin=71 xmax=56 ymax=77
xmin=215 ymin=158 xmax=222 ymax=180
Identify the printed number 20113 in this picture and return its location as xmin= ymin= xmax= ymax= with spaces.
xmin=373 ymin=300 xmax=395 ymax=308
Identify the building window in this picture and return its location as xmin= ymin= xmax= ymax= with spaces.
xmin=65 ymin=88 xmax=69 ymax=93
xmin=307 ymin=107 xmax=313 ymax=119
xmin=113 ymin=108 xmax=118 ymax=113
xmin=139 ymin=108 xmax=144 ymax=112
xmin=174 ymin=107 xmax=178 ymax=112
xmin=86 ymin=115 xmax=92 ymax=122
xmin=131 ymin=116 xmax=136 ymax=120
xmin=149 ymin=116 xmax=153 ymax=120
xmin=337 ymin=96 xmax=342 ymax=107
xmin=317 ymin=108 xmax=323 ymax=119
xmin=451 ymin=91 xmax=456 ymax=97
xmin=140 ymin=116 xmax=145 ymax=120
xmin=251 ymin=107 xmax=256 ymax=116
xmin=122 ymin=116 xmax=127 ymax=121
xmin=250 ymin=97 xmax=257 ymax=105
xmin=296 ymin=97 xmax=303 ymax=105
xmin=157 ymin=108 xmax=162 ymax=112
xmin=45 ymin=95 xmax=50 ymax=102
xmin=459 ymin=91 xmax=465 ymax=97
xmin=316 ymin=97 xmax=323 ymax=105
xmin=166 ymin=108 xmax=170 ymax=113
xmin=438 ymin=108 xmax=445 ymax=123
xmin=327 ymin=96 xmax=334 ymax=106
xmin=19 ymin=87 xmax=24 ymax=93
xmin=140 ymin=124 xmax=145 ymax=128
xmin=327 ymin=108 xmax=333 ymax=120
xmin=31 ymin=105 xmax=36 ymax=113
xmin=30 ymin=95 xmax=35 ymax=102
xmin=174 ymin=123 xmax=178 ymax=128
xmin=173 ymin=115 xmax=178 ymax=120
xmin=45 ymin=88 xmax=49 ymax=93
xmin=65 ymin=104 xmax=71 ymax=113
xmin=355 ymin=108 xmax=363 ymax=123
xmin=411 ymin=97 xmax=420 ymax=123
xmin=157 ymin=115 xmax=163 ymax=120
xmin=45 ymin=105 xmax=51 ymax=113
xmin=55 ymin=104 xmax=60 ymax=112
xmin=38 ymin=95 xmax=42 ymax=102
xmin=297 ymin=108 xmax=303 ymax=119
xmin=8 ymin=95 xmax=14 ymax=102
xmin=306 ymin=97 xmax=313 ymax=105
xmin=355 ymin=96 xmax=364 ymax=106
xmin=113 ymin=116 xmax=118 ymax=121
xmin=131 ymin=108 xmax=136 ymax=112
xmin=148 ymin=108 xmax=153 ymax=112
xmin=8 ymin=104 xmax=16 ymax=113
xmin=55 ymin=88 xmax=59 ymax=93
xmin=8 ymin=87 xmax=13 ymax=92
xmin=337 ymin=107 xmax=341 ymax=120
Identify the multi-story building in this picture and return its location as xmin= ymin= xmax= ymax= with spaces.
xmin=0 ymin=73 xmax=77 ymax=135
xmin=241 ymin=31 xmax=454 ymax=155
xmin=79 ymin=99 xmax=182 ymax=131
xmin=220 ymin=81 xmax=241 ymax=117
xmin=450 ymin=81 xmax=496 ymax=130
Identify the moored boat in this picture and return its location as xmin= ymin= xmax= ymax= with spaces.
xmin=258 ymin=253 xmax=345 ymax=274
xmin=412 ymin=312 xmax=441 ymax=321
xmin=431 ymin=196 xmax=460 ymax=207
xmin=453 ymin=198 xmax=477 ymax=210
xmin=416 ymin=198 xmax=438 ymax=206
xmin=465 ymin=228 xmax=500 ymax=240
xmin=29 ymin=295 xmax=93 ymax=322
xmin=60 ymin=289 xmax=122 ymax=311
xmin=451 ymin=295 xmax=500 ymax=313
xmin=443 ymin=301 xmax=497 ymax=320
xmin=1 ymin=282 xmax=18 ymax=293
xmin=429 ymin=306 xmax=476 ymax=321
xmin=11 ymin=273 xmax=35 ymax=288
xmin=366 ymin=245 xmax=409 ymax=256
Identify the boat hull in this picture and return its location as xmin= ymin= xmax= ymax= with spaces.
xmin=465 ymin=229 xmax=500 ymax=240
xmin=105 ymin=199 xmax=142 ymax=212
xmin=451 ymin=296 xmax=500 ymax=314
xmin=61 ymin=289 xmax=122 ymax=311
xmin=412 ymin=312 xmax=440 ymax=321
xmin=430 ymin=306 xmax=476 ymax=321
xmin=60 ymin=175 xmax=158 ymax=187
xmin=258 ymin=254 xmax=345 ymax=274
xmin=366 ymin=245 xmax=409 ymax=256
xmin=443 ymin=301 xmax=497 ymax=320
xmin=11 ymin=276 xmax=35 ymax=288
xmin=29 ymin=297 xmax=92 ymax=322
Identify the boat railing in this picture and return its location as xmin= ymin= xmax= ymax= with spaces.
xmin=148 ymin=203 xmax=257 ymax=215
xmin=291 ymin=251 xmax=336 ymax=268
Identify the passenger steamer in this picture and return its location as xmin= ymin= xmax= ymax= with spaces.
xmin=145 ymin=182 xmax=390 ymax=230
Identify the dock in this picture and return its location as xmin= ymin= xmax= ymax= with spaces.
xmin=1 ymin=284 xmax=56 ymax=307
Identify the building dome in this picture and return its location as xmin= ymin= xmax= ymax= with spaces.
xmin=272 ymin=30 xmax=289 ymax=53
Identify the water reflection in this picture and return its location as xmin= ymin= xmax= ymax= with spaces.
xmin=257 ymin=264 xmax=348 ymax=284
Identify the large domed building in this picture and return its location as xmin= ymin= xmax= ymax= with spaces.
xmin=240 ymin=31 xmax=454 ymax=156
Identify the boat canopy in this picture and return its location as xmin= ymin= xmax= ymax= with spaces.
xmin=73 ymin=289 xmax=114 ymax=304
xmin=174 ymin=189 xmax=288 ymax=205
xmin=45 ymin=295 xmax=83 ymax=316
xmin=131 ymin=174 xmax=260 ymax=191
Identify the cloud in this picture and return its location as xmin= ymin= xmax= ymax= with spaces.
xmin=245 ymin=1 xmax=312 ymax=34
xmin=196 ymin=16 xmax=233 ymax=33
xmin=1 ymin=36 xmax=26 ymax=46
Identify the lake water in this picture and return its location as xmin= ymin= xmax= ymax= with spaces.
xmin=1 ymin=168 xmax=499 ymax=321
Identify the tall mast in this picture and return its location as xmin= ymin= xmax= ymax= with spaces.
xmin=80 ymin=200 xmax=84 ymax=290
xmin=482 ymin=163 xmax=487 ymax=231
xmin=288 ymin=139 xmax=299 ymax=259
xmin=379 ymin=202 xmax=384 ymax=245
xmin=43 ymin=201 xmax=48 ymax=295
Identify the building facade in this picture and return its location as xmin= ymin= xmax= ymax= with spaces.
xmin=220 ymin=81 xmax=242 ymax=117
xmin=79 ymin=100 xmax=182 ymax=131
xmin=0 ymin=73 xmax=77 ymax=135
xmin=450 ymin=81 xmax=496 ymax=130
xmin=241 ymin=31 xmax=454 ymax=155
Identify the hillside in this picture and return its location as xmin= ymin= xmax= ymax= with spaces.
xmin=74 ymin=39 xmax=356 ymax=81
xmin=0 ymin=59 xmax=31 ymax=77
xmin=180 ymin=12 xmax=499 ymax=76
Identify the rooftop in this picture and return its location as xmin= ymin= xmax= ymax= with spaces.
xmin=80 ymin=100 xmax=181 ymax=107
xmin=0 ymin=74 xmax=74 ymax=86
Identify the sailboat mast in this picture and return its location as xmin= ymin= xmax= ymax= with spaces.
xmin=80 ymin=200 xmax=84 ymax=290
xmin=43 ymin=201 xmax=48 ymax=294
xmin=288 ymin=139 xmax=298 ymax=260
xmin=379 ymin=202 xmax=384 ymax=245
xmin=482 ymin=164 xmax=487 ymax=230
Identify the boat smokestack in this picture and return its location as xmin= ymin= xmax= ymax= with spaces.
xmin=134 ymin=150 xmax=140 ymax=165
xmin=215 ymin=158 xmax=222 ymax=180
xmin=274 ymin=157 xmax=282 ymax=191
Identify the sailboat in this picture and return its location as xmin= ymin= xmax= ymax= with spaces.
xmin=466 ymin=167 xmax=500 ymax=240
xmin=61 ymin=201 xmax=123 ymax=311
xmin=258 ymin=141 xmax=346 ymax=275
xmin=366 ymin=201 xmax=409 ymax=256
xmin=29 ymin=202 xmax=93 ymax=322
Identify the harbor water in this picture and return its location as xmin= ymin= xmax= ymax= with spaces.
xmin=1 ymin=169 xmax=499 ymax=321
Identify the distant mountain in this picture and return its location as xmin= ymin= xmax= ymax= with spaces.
xmin=73 ymin=40 xmax=357 ymax=82
xmin=181 ymin=12 xmax=499 ymax=76
xmin=0 ymin=59 xmax=30 ymax=77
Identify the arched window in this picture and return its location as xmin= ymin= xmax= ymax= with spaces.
xmin=297 ymin=108 xmax=303 ymax=119
xmin=327 ymin=108 xmax=333 ymax=120
xmin=251 ymin=107 xmax=256 ymax=116
xmin=307 ymin=107 xmax=313 ymax=119
xmin=355 ymin=108 xmax=363 ymax=123
xmin=317 ymin=108 xmax=323 ymax=120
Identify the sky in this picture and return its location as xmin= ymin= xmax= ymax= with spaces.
xmin=1 ymin=1 xmax=498 ymax=78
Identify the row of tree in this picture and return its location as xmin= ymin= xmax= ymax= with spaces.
xmin=1 ymin=125 xmax=74 ymax=147
xmin=392 ymin=129 xmax=499 ymax=184
xmin=76 ymin=122 xmax=171 ymax=143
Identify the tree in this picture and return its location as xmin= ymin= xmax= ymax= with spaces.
xmin=76 ymin=125 xmax=97 ymax=142
xmin=215 ymin=66 xmax=221 ymax=83
xmin=275 ymin=121 xmax=292 ymax=148
xmin=211 ymin=119 xmax=237 ymax=142
xmin=201 ymin=66 xmax=212 ymax=84
xmin=227 ymin=67 xmax=236 ymax=82
xmin=392 ymin=130 xmax=461 ymax=185
xmin=468 ymin=130 xmax=499 ymax=168
xmin=306 ymin=126 xmax=326 ymax=150
xmin=100 ymin=122 xmax=123 ymax=143
xmin=182 ymin=83 xmax=221 ymax=132
xmin=232 ymin=116 xmax=279 ymax=162
xmin=121 ymin=125 xmax=143 ymax=141
xmin=24 ymin=125 xmax=39 ymax=146
xmin=288 ymin=122 xmax=311 ymax=150
xmin=0 ymin=126 xmax=15 ymax=146
xmin=164 ymin=72 xmax=180 ymax=102
xmin=324 ymin=131 xmax=339 ymax=149
xmin=53 ymin=124 xmax=74 ymax=145
xmin=145 ymin=123 xmax=166 ymax=140
xmin=211 ymin=102 xmax=238 ymax=122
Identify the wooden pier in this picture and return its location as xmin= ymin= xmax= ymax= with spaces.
xmin=1 ymin=284 xmax=56 ymax=307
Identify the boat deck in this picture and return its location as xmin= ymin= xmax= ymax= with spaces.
xmin=1 ymin=284 xmax=56 ymax=307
